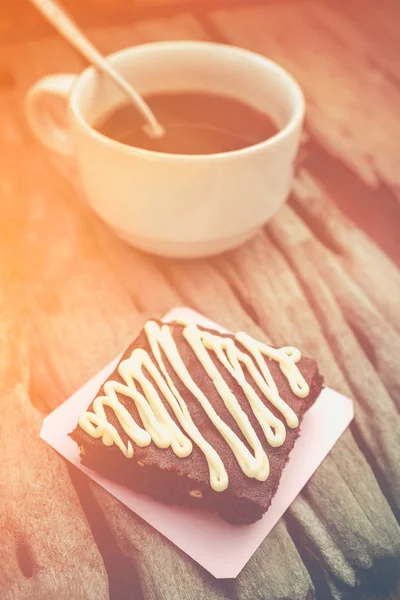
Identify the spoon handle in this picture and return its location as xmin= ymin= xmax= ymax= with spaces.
xmin=30 ymin=0 xmax=164 ymax=137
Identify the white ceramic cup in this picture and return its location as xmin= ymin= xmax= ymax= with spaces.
xmin=25 ymin=41 xmax=304 ymax=258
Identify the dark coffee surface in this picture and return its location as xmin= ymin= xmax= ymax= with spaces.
xmin=94 ymin=91 xmax=279 ymax=155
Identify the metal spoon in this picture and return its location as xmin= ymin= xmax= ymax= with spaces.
xmin=30 ymin=0 xmax=165 ymax=138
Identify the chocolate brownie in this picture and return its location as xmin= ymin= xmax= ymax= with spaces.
xmin=70 ymin=321 xmax=323 ymax=524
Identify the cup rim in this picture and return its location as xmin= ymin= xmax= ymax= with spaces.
xmin=69 ymin=40 xmax=305 ymax=161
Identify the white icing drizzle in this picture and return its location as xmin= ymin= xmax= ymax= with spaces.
xmin=78 ymin=321 xmax=310 ymax=491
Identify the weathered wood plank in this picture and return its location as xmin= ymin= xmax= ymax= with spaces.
xmin=208 ymin=3 xmax=400 ymax=263
xmin=268 ymin=206 xmax=400 ymax=509
xmin=211 ymin=232 xmax=400 ymax=597
xmin=293 ymin=170 xmax=400 ymax=323
xmin=210 ymin=2 xmax=400 ymax=194
xmin=297 ymin=135 xmax=400 ymax=267
xmin=0 ymin=299 xmax=109 ymax=599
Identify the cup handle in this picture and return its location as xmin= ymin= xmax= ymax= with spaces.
xmin=25 ymin=74 xmax=77 ymax=155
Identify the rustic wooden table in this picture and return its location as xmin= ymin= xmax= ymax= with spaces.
xmin=1 ymin=1 xmax=399 ymax=599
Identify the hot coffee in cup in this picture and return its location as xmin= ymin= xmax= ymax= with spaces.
xmin=95 ymin=91 xmax=279 ymax=155
xmin=26 ymin=41 xmax=304 ymax=258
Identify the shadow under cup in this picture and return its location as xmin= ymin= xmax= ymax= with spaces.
xmin=69 ymin=42 xmax=304 ymax=258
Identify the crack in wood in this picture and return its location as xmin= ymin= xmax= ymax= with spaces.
xmin=349 ymin=419 xmax=399 ymax=523
xmin=67 ymin=465 xmax=145 ymax=600
xmin=284 ymin=510 xmax=336 ymax=600
xmin=15 ymin=540 xmax=34 ymax=579
xmin=213 ymin=259 xmax=263 ymax=329
xmin=295 ymin=131 xmax=400 ymax=266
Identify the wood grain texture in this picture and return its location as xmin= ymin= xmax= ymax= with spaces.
xmin=213 ymin=228 xmax=400 ymax=598
xmin=211 ymin=1 xmax=400 ymax=190
xmin=1 ymin=1 xmax=400 ymax=599
xmin=0 ymin=0 xmax=241 ymax=43
xmin=210 ymin=0 xmax=400 ymax=263
xmin=0 ymin=299 xmax=109 ymax=599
